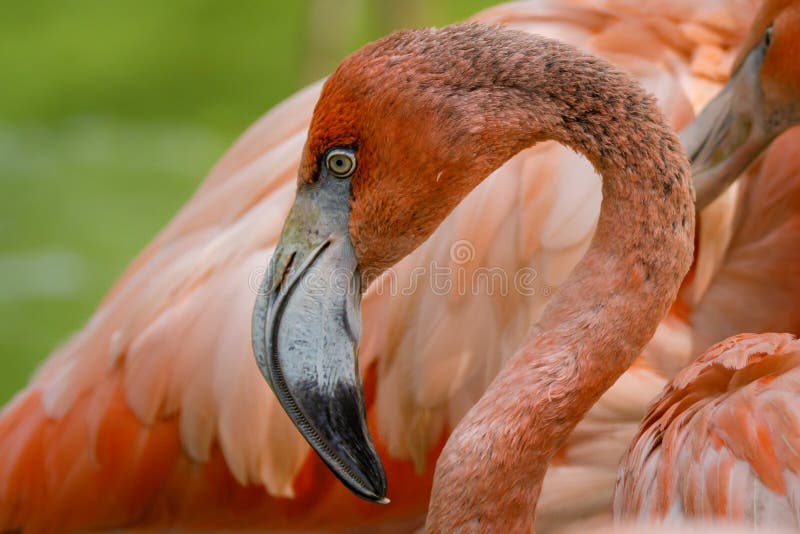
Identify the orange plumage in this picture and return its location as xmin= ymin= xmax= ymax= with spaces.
xmin=2 ymin=0 xmax=799 ymax=531
xmin=616 ymin=334 xmax=800 ymax=527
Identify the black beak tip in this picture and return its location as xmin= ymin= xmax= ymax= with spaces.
xmin=347 ymin=468 xmax=388 ymax=503
xmin=310 ymin=396 xmax=389 ymax=504
xmin=359 ymin=463 xmax=387 ymax=501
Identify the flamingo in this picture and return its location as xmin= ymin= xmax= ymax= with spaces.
xmin=614 ymin=0 xmax=800 ymax=525
xmin=0 ymin=0 xmax=786 ymax=532
xmin=680 ymin=0 xmax=800 ymax=351
xmin=254 ymin=20 xmax=694 ymax=532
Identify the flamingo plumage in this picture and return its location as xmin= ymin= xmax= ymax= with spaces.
xmin=615 ymin=0 xmax=800 ymax=526
xmin=616 ymin=334 xmax=800 ymax=527
xmin=0 ymin=0 xmax=796 ymax=532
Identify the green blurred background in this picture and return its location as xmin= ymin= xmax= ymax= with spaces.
xmin=0 ymin=0 xmax=497 ymax=404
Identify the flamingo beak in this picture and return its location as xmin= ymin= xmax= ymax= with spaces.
xmin=251 ymin=177 xmax=388 ymax=503
xmin=682 ymin=37 xmax=776 ymax=210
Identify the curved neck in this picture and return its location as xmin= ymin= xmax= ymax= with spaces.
xmin=425 ymin=34 xmax=695 ymax=532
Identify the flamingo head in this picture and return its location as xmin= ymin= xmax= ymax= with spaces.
xmin=684 ymin=0 xmax=800 ymax=205
xmin=252 ymin=24 xmax=539 ymax=503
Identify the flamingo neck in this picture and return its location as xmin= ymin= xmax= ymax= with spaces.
xmin=424 ymin=37 xmax=695 ymax=532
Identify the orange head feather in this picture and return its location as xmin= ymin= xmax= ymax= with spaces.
xmin=300 ymin=25 xmax=552 ymax=274
xmin=734 ymin=0 xmax=800 ymax=111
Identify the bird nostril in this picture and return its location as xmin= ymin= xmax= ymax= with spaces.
xmin=282 ymin=252 xmax=296 ymax=283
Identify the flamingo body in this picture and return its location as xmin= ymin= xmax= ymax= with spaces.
xmin=616 ymin=333 xmax=800 ymax=527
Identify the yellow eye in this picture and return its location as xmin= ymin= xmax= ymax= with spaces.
xmin=325 ymin=149 xmax=356 ymax=178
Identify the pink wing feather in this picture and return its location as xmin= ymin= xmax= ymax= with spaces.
xmin=616 ymin=334 xmax=800 ymax=528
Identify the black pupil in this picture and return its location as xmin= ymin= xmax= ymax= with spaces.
xmin=331 ymin=155 xmax=350 ymax=174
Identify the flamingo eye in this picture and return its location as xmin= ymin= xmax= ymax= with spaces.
xmin=325 ymin=149 xmax=356 ymax=178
